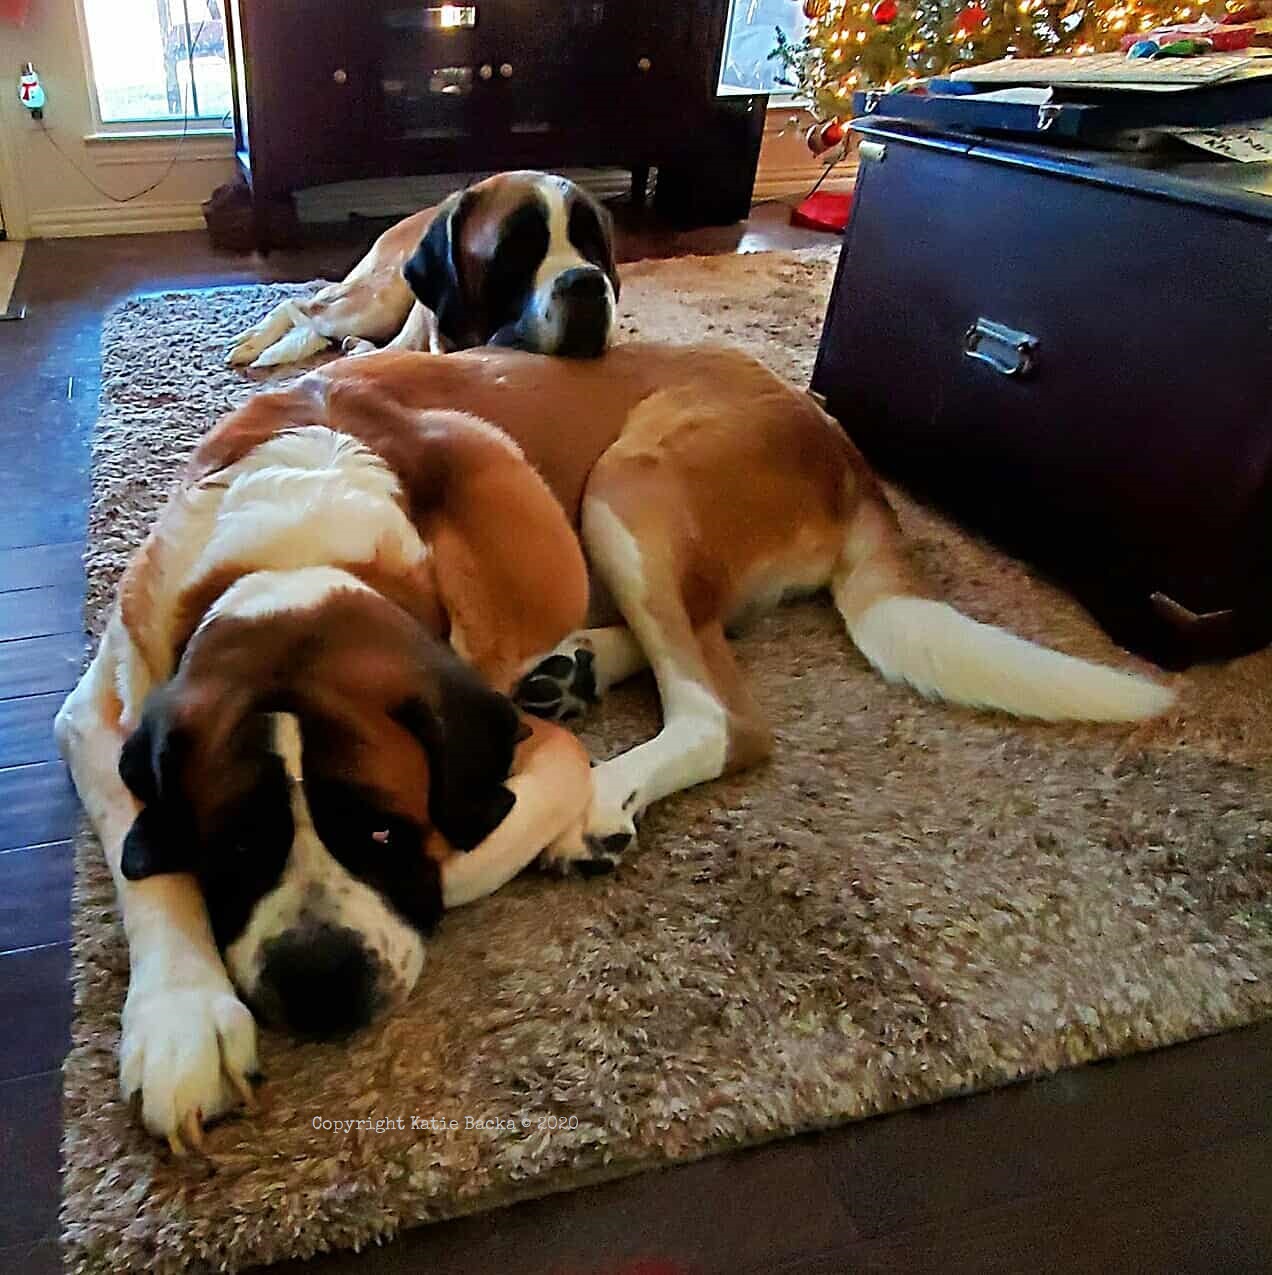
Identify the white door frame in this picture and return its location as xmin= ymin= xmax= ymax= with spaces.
xmin=0 ymin=108 xmax=33 ymax=240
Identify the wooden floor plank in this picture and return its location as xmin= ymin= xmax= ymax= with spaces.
xmin=0 ymin=506 xmax=88 ymax=555
xmin=0 ymin=947 xmax=70 ymax=1082
xmin=788 ymin=1131 xmax=1272 ymax=1275
xmin=0 ymin=542 xmax=83 ymax=592
xmin=0 ymin=842 xmax=74 ymax=953
xmin=824 ymin=1022 xmax=1272 ymax=1242
xmin=0 ymin=692 xmax=66 ymax=767
xmin=0 ymin=1070 xmax=62 ymax=1248
xmin=0 ymin=762 xmax=79 ymax=853
xmin=0 ymin=585 xmax=83 ymax=642
xmin=0 ymin=1239 xmax=62 ymax=1275
xmin=266 ymin=1130 xmax=861 ymax=1275
xmin=0 ymin=632 xmax=83 ymax=701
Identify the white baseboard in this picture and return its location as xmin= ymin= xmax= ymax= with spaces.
xmin=28 ymin=200 xmax=207 ymax=239
xmin=26 ymin=164 xmax=851 ymax=239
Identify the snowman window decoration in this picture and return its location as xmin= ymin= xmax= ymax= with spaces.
xmin=19 ymin=63 xmax=45 ymax=119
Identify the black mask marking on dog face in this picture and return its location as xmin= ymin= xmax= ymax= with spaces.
xmin=567 ymin=194 xmax=620 ymax=301
xmin=118 ymin=696 xmax=295 ymax=948
xmin=402 ymin=187 xmax=476 ymax=348
xmin=483 ymin=201 xmax=551 ymax=335
xmin=303 ymin=778 xmax=444 ymax=936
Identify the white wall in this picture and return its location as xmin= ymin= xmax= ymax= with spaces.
xmin=0 ymin=6 xmax=847 ymax=241
xmin=0 ymin=2 xmax=235 ymax=239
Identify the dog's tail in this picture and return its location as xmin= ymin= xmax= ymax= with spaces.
xmin=831 ymin=494 xmax=1174 ymax=722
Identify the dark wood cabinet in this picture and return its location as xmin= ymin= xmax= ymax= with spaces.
xmin=812 ymin=118 xmax=1272 ymax=667
xmin=226 ymin=0 xmax=766 ymax=248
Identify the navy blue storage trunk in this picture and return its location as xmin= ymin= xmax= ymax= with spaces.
xmin=811 ymin=115 xmax=1272 ymax=668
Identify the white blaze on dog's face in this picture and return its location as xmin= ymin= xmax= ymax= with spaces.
xmin=402 ymin=171 xmax=620 ymax=357
xmin=221 ymin=710 xmax=428 ymax=1036
xmin=116 ymin=572 xmax=524 ymax=1038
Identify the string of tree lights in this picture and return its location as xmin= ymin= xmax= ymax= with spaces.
xmin=773 ymin=0 xmax=1253 ymax=106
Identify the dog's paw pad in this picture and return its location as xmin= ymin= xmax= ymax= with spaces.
xmin=578 ymin=831 xmax=632 ymax=875
xmin=568 ymin=831 xmax=633 ymax=877
xmin=515 ymin=675 xmax=566 ymax=715
xmin=515 ymin=648 xmax=597 ymax=721
xmin=536 ymin=654 xmax=576 ymax=679
xmin=538 ymin=827 xmax=633 ymax=877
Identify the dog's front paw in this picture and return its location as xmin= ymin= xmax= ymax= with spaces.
xmin=539 ymin=779 xmax=638 ymax=878
xmin=119 ymin=973 xmax=260 ymax=1154
xmin=515 ymin=649 xmax=597 ymax=722
xmin=538 ymin=827 xmax=632 ymax=877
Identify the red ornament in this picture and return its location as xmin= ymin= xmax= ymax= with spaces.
xmin=954 ymin=3 xmax=988 ymax=31
xmin=872 ymin=0 xmax=899 ymax=22
xmin=790 ymin=191 xmax=854 ymax=234
xmin=805 ymin=122 xmax=829 ymax=156
xmin=820 ymin=118 xmax=845 ymax=148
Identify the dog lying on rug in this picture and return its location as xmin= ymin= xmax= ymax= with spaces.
xmin=226 ymin=171 xmax=620 ymax=368
xmin=57 ymin=343 xmax=1174 ymax=1152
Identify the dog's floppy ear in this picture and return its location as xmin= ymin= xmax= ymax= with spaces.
xmin=394 ymin=650 xmax=523 ymax=852
xmin=569 ymin=188 xmax=620 ymax=302
xmin=119 ymin=805 xmax=187 ymax=882
xmin=402 ymin=188 xmax=476 ymax=347
xmin=118 ymin=691 xmax=195 ymax=881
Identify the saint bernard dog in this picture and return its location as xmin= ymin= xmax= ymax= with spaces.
xmin=226 ymin=170 xmax=619 ymax=368
xmin=57 ymin=343 xmax=1175 ymax=1152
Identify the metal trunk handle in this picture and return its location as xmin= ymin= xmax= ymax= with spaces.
xmin=963 ymin=317 xmax=1040 ymax=378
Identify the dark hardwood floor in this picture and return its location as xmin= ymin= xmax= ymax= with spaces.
xmin=0 ymin=201 xmax=1268 ymax=1275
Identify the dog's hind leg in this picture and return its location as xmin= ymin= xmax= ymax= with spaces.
xmin=545 ymin=467 xmax=773 ymax=874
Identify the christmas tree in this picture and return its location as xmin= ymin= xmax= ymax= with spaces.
xmin=774 ymin=0 xmax=1238 ymax=107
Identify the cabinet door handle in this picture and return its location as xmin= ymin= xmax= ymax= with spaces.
xmin=332 ymin=68 xmax=348 ymax=85
xmin=499 ymin=62 xmax=514 ymax=78
xmin=963 ymin=317 xmax=1039 ymax=378
xmin=637 ymin=56 xmax=652 ymax=72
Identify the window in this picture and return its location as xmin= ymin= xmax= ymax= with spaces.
xmin=718 ymin=0 xmax=808 ymax=96
xmin=81 ymin=0 xmax=232 ymax=128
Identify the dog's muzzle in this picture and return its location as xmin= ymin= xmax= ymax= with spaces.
xmin=488 ymin=264 xmax=614 ymax=356
xmin=552 ymin=267 xmax=612 ymax=358
xmin=252 ymin=921 xmax=383 ymax=1039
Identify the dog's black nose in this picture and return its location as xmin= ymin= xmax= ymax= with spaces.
xmin=552 ymin=267 xmax=611 ymax=358
xmin=255 ymin=923 xmax=380 ymax=1039
xmin=553 ymin=266 xmax=609 ymax=302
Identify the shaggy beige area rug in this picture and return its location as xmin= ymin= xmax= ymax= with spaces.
xmin=63 ymin=248 xmax=1272 ymax=1274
